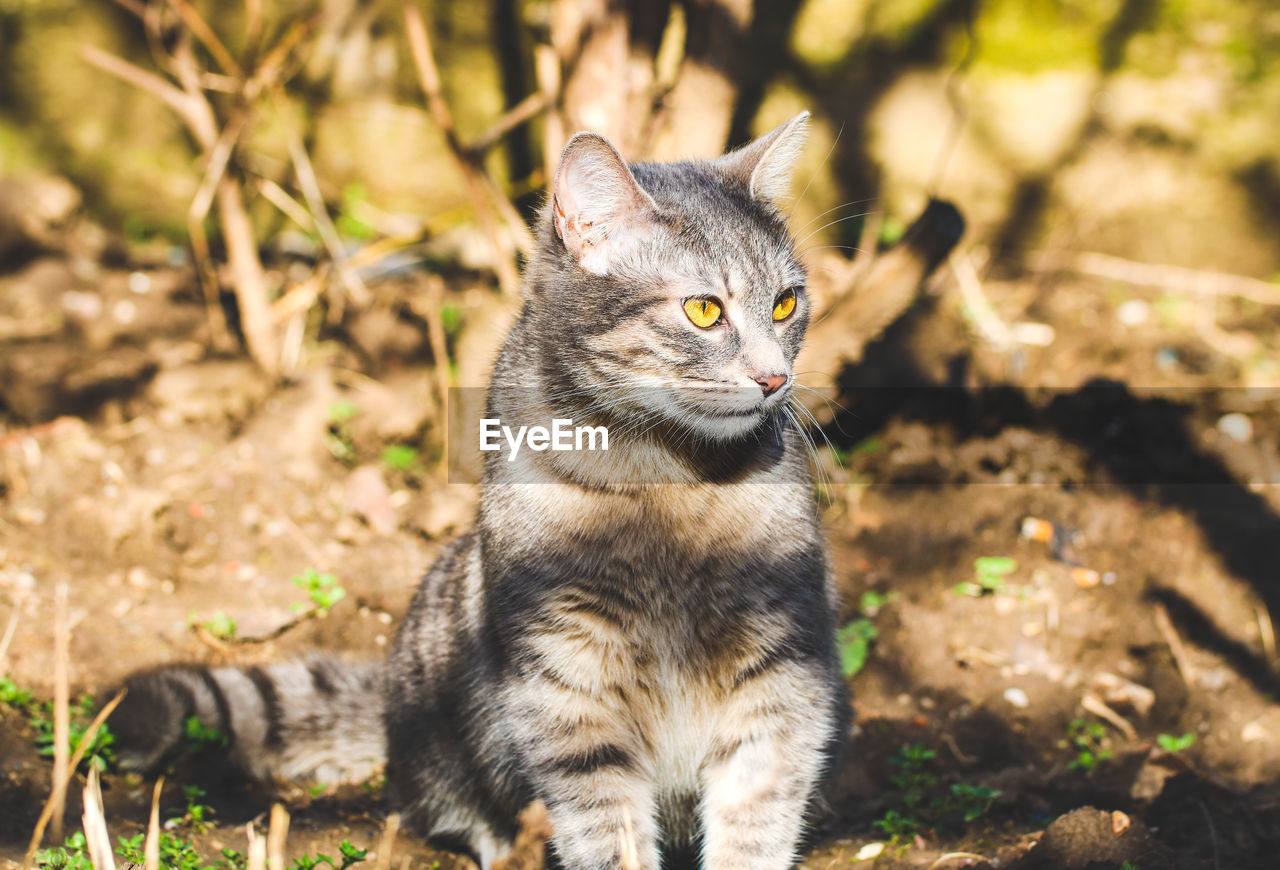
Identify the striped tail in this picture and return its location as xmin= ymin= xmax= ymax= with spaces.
xmin=107 ymin=657 xmax=386 ymax=784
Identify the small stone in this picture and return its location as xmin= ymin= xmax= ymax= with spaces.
xmin=112 ymin=299 xmax=138 ymax=324
xmin=1004 ymin=687 xmax=1030 ymax=708
xmin=14 ymin=506 xmax=45 ymax=526
xmin=1242 ymin=721 xmax=1268 ymax=743
xmin=127 ymin=567 xmax=151 ymax=589
xmin=1217 ymin=413 xmax=1253 ymax=443
xmin=1116 ymin=299 xmax=1150 ymax=326
xmin=127 ymin=271 xmax=152 ymax=294
xmin=854 ymin=842 xmax=884 ymax=861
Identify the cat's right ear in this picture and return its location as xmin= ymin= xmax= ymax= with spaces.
xmin=552 ymin=133 xmax=657 ymax=275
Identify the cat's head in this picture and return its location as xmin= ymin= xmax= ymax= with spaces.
xmin=529 ymin=113 xmax=811 ymax=442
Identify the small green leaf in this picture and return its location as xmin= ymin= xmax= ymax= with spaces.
xmin=381 ymin=444 xmax=419 ymax=472
xmin=328 ymin=400 xmax=359 ymax=423
xmin=837 ymin=618 xmax=879 ymax=677
xmin=1156 ymin=732 xmax=1195 ymax=753
xmin=973 ymin=556 xmax=1018 ymax=576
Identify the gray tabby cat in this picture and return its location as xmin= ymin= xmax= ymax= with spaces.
xmin=108 ymin=112 xmax=849 ymax=870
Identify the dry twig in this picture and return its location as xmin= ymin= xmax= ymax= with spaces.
xmin=81 ymin=767 xmax=115 ymax=870
xmin=247 ymin=822 xmax=267 ymax=870
xmin=1035 ymin=250 xmax=1280 ymax=307
xmin=145 ymin=776 xmax=165 ymax=870
xmin=375 ymin=812 xmax=401 ymax=870
xmin=268 ymin=803 xmax=290 ymax=870
xmin=1155 ymin=603 xmax=1196 ymax=686
xmin=288 ymin=134 xmax=372 ymax=308
xmin=403 ymin=0 xmax=526 ymax=294
xmin=24 ymin=691 xmax=126 ymax=866
xmin=1082 ymin=692 xmax=1137 ymax=741
xmin=51 ymin=583 xmax=70 ymax=842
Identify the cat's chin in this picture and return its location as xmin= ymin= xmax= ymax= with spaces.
xmin=680 ymin=410 xmax=770 ymax=442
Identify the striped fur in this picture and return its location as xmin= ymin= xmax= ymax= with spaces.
xmin=109 ymin=658 xmax=384 ymax=783
xmin=109 ymin=116 xmax=849 ymax=870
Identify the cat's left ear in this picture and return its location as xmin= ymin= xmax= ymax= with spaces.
xmin=715 ymin=111 xmax=810 ymax=206
xmin=553 ymin=132 xmax=658 ymax=275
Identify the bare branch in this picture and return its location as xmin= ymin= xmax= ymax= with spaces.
xmin=1033 ymin=250 xmax=1280 ymax=307
xmin=403 ymin=0 xmax=522 ymax=295
xmin=217 ymin=176 xmax=279 ymax=374
xmin=288 ymin=134 xmax=372 ymax=307
xmin=466 ymin=92 xmax=549 ymax=159
xmin=256 ymin=178 xmax=316 ymax=232
xmin=79 ymin=44 xmax=216 ymax=145
xmin=165 ymin=0 xmax=243 ymax=77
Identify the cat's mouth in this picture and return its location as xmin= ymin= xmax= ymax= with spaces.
xmin=660 ymin=379 xmax=791 ymax=438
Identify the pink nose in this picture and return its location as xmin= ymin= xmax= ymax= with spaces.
xmin=754 ymin=374 xmax=787 ymax=397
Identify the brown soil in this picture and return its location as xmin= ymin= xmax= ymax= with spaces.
xmin=1 ymin=248 xmax=1279 ymax=869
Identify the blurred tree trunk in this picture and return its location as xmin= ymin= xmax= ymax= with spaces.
xmin=648 ymin=0 xmax=750 ymax=159
xmin=544 ymin=0 xmax=752 ymax=162
xmin=493 ymin=0 xmax=536 ymax=191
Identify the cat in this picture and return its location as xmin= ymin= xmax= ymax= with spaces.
xmin=108 ymin=111 xmax=850 ymax=870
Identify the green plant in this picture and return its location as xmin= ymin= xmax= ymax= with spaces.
xmin=178 ymin=784 xmax=215 ymax=834
xmin=327 ymin=401 xmax=360 ymax=463
xmin=836 ymin=618 xmax=878 ymax=678
xmin=33 ymin=695 xmax=116 ymax=773
xmin=956 ymin=556 xmax=1018 ymax=597
xmin=335 ymin=184 xmax=376 ymax=242
xmin=183 ymin=715 xmax=231 ymax=752
xmin=440 ymin=303 xmax=464 ymax=338
xmin=0 ymin=675 xmax=35 ymax=709
xmin=1065 ymin=718 xmax=1113 ymax=772
xmin=292 ymin=568 xmax=347 ymax=612
xmin=35 ymin=832 xmax=93 ymax=870
xmin=380 ymin=444 xmax=420 ymax=473
xmin=873 ymin=744 xmax=1001 ymax=840
xmin=859 ymin=590 xmax=890 ymax=615
xmin=872 ymin=809 xmax=918 ymax=839
xmin=118 ymin=831 xmax=207 ymax=870
xmin=217 ymin=848 xmax=249 ymax=870
xmin=290 ymin=841 xmax=368 ymax=870
xmin=1156 ymin=732 xmax=1195 ymax=753
xmin=202 ymin=610 xmax=237 ymax=639
xmin=945 ymin=783 xmax=1003 ymax=822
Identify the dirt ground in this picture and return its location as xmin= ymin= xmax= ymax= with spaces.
xmin=1 ymin=242 xmax=1279 ymax=868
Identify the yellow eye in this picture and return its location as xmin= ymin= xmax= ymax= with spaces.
xmin=773 ymin=288 xmax=797 ymax=321
xmin=683 ymin=297 xmax=723 ymax=328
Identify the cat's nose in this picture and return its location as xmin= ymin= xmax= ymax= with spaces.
xmin=754 ymin=374 xmax=788 ymax=397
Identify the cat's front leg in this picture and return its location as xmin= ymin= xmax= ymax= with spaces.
xmin=504 ymin=637 xmax=660 ymax=870
xmin=700 ymin=665 xmax=838 ymax=870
